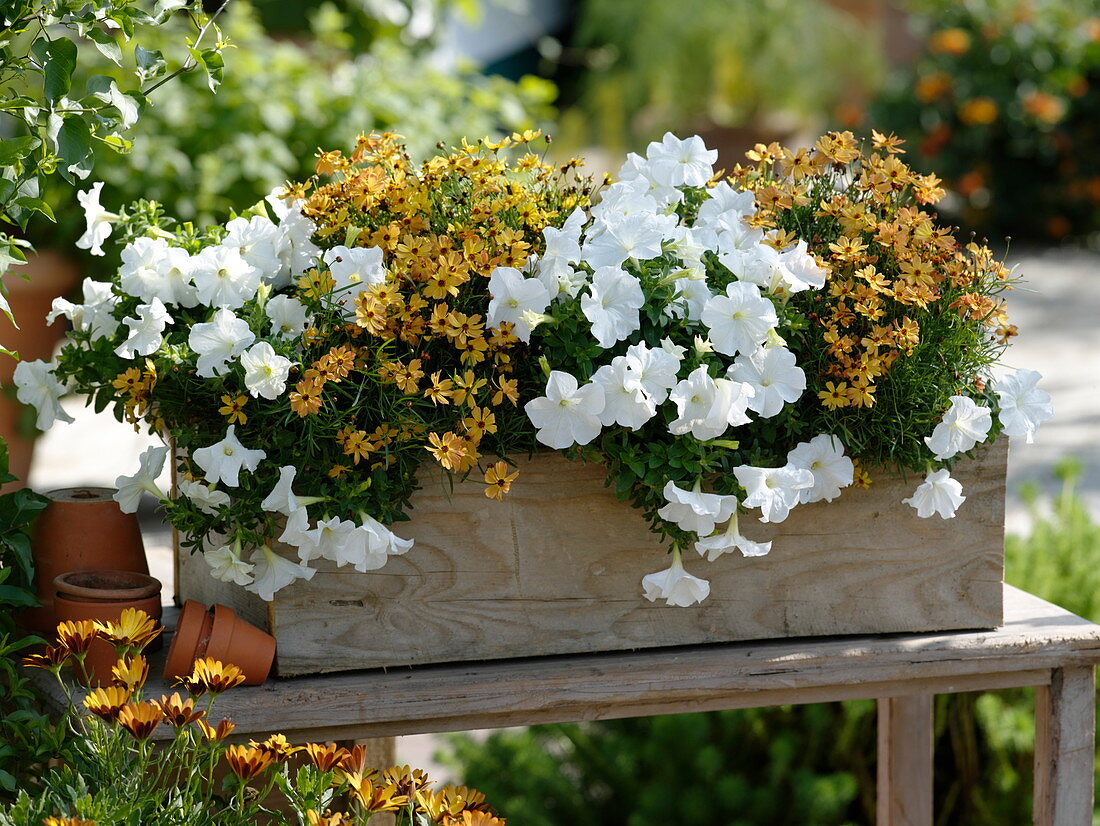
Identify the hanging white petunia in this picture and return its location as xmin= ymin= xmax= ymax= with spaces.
xmin=581 ymin=213 xmax=668 ymax=270
xmin=278 ymin=508 xmax=321 ymax=562
xmin=265 ymin=294 xmax=311 ymax=339
xmin=523 ymin=370 xmax=605 ymax=449
xmin=694 ymin=511 xmax=772 ymax=561
xmin=361 ymin=514 xmax=414 ymax=557
xmin=668 ymin=273 xmax=713 ymax=322
xmin=191 ymin=244 xmax=262 ymax=309
xmin=47 ymin=278 xmax=120 ymax=340
xmin=322 ymin=245 xmax=387 ymax=316
xmin=192 ymin=425 xmax=267 ymax=488
xmin=188 ymin=308 xmax=256 ymax=378
xmin=12 ymin=360 xmax=74 ymax=431
xmin=656 ymin=480 xmax=739 ymax=536
xmin=924 ymin=395 xmax=993 ymax=460
xmin=486 ymin=266 xmax=551 ymax=343
xmin=734 ymin=464 xmax=815 ymax=523
xmin=994 ymin=369 xmax=1053 ymax=444
xmin=641 ymin=548 xmax=710 ymax=607
xmin=119 ymin=237 xmax=198 ymax=307
xmin=115 ymin=298 xmax=171 ymax=359
xmin=75 ymin=182 xmax=118 ymax=256
xmin=727 ymin=346 xmax=806 ymax=418
xmin=113 ymin=444 xmax=169 ymax=513
xmin=581 ymin=265 xmax=645 ymax=348
xmin=591 ymin=357 xmax=657 ymax=429
xmin=240 ymin=341 xmax=292 ymax=400
xmin=313 ymin=516 xmax=360 ymax=565
xmin=778 ymin=240 xmax=828 ymax=292
xmin=223 ymin=215 xmax=284 ymax=280
xmin=904 ymin=468 xmax=966 ymax=519
xmin=695 ymin=181 xmax=756 ymax=229
xmin=178 ymin=478 xmax=231 ymax=516
xmin=245 ymin=545 xmax=315 ymax=601
xmin=623 ymin=341 xmax=681 ymax=404
xmin=786 ymin=434 xmax=854 ymax=504
xmin=700 ymin=281 xmax=778 ymax=357
xmin=203 ymin=541 xmax=254 ymax=587
xmin=644 ymin=132 xmax=718 ymax=188
xmin=260 ymin=465 xmax=322 ymax=515
xmin=667 ymin=366 xmax=755 ymax=441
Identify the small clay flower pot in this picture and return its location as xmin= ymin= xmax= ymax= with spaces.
xmin=163 ymin=601 xmax=275 ymax=686
xmin=23 ymin=488 xmax=147 ymax=633
xmin=53 ymin=570 xmax=162 ymax=686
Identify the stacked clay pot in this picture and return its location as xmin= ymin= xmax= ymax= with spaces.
xmin=164 ymin=600 xmax=276 ymax=686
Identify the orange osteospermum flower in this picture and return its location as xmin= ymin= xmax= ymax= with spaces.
xmin=345 ymin=773 xmax=408 ymax=813
xmin=250 ymin=733 xmax=303 ymax=762
xmin=225 ymin=744 xmax=277 ymax=780
xmin=305 ymin=742 xmax=352 ymax=772
xmin=23 ymin=644 xmax=71 ymax=671
xmin=157 ymin=692 xmax=205 ymax=727
xmin=55 ymin=620 xmax=99 ymax=655
xmin=483 ymin=462 xmax=519 ymax=501
xmin=176 ymin=657 xmax=246 ymax=695
xmin=197 ymin=717 xmax=237 ymax=742
xmin=111 ymin=655 xmax=149 ymax=692
xmin=95 ymin=608 xmax=161 ymax=650
xmin=118 ymin=700 xmax=164 ymax=739
xmin=83 ymin=686 xmax=132 ymax=721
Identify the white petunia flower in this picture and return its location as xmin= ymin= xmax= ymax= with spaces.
xmin=617 ymin=152 xmax=683 ymax=206
xmin=115 ymin=297 xmax=171 ymax=359
xmin=203 ymin=541 xmax=254 ymax=587
xmin=47 ymin=278 xmax=120 ymax=340
xmin=524 ymin=370 xmax=605 ymax=449
xmin=924 ymin=395 xmax=994 ymax=460
xmin=588 ymin=178 xmax=662 ymax=226
xmin=75 ymin=182 xmax=118 ymax=256
xmin=727 ymin=346 xmax=806 ymax=418
xmin=778 ymin=240 xmax=828 ymax=292
xmin=322 ymin=245 xmax=387 ymax=316
xmin=657 ymin=480 xmax=738 ymax=536
xmin=178 ymin=478 xmax=231 ymax=516
xmin=695 ymin=181 xmax=756 ymax=228
xmin=313 ymin=516 xmax=360 ymax=565
xmin=700 ymin=281 xmax=778 ymax=357
xmin=904 ymin=468 xmax=966 ymax=519
xmin=361 ymin=514 xmax=414 ymax=557
xmin=265 ymin=294 xmax=311 ymax=339
xmin=487 ymin=266 xmax=550 ymax=343
xmin=734 ymin=464 xmax=815 ymax=523
xmin=661 ymin=337 xmax=688 ymax=360
xmin=192 ymin=425 xmax=267 ymax=488
xmin=694 ymin=510 xmax=772 ymax=561
xmin=591 ymin=357 xmax=656 ymax=429
xmin=641 ymin=548 xmax=710 ymax=607
xmin=623 ymin=341 xmax=681 ymax=404
xmin=260 ymin=465 xmax=323 ymax=516
xmin=245 ymin=545 xmax=315 ymax=601
xmin=581 ymin=265 xmax=645 ymax=348
xmin=668 ymin=273 xmax=713 ymax=322
xmin=644 ymin=132 xmax=718 ymax=188
xmin=268 ymin=189 xmax=321 ymax=285
xmin=581 ymin=213 xmax=666 ymax=270
xmin=188 ymin=308 xmax=256 ymax=378
xmin=668 ymin=367 xmax=755 ymax=441
xmin=240 ymin=341 xmax=292 ymax=400
xmin=223 ymin=215 xmax=283 ymax=280
xmin=994 ymin=368 xmax=1053 ymax=444
xmin=113 ymin=445 xmax=169 ymax=513
xmin=191 ymin=244 xmax=262 ymax=309
xmin=13 ymin=360 xmax=74 ymax=430
xmin=340 ymin=523 xmax=391 ymax=572
xmin=119 ymin=237 xmax=198 ymax=307
xmin=278 ymin=508 xmax=320 ymax=562
xmin=786 ymin=434 xmax=854 ymax=504
xmin=535 ymin=209 xmax=585 ymax=296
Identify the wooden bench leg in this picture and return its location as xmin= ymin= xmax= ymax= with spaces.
xmin=1034 ymin=667 xmax=1095 ymax=826
xmin=877 ymin=694 xmax=934 ymax=826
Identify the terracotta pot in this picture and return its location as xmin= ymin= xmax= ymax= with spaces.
xmin=0 ymin=251 xmax=82 ymax=488
xmin=22 ymin=487 xmax=147 ymax=634
xmin=163 ymin=600 xmax=275 ymax=686
xmin=53 ymin=570 xmax=163 ymax=686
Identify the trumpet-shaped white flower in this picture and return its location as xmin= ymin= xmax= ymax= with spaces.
xmin=240 ymin=341 xmax=292 ymax=400
xmin=12 ymin=360 xmax=74 ymax=430
xmin=267 ymin=189 xmax=321 ymax=285
xmin=924 ymin=395 xmax=993 ymax=460
xmin=617 ymin=151 xmax=683 ymax=206
xmin=223 ymin=215 xmax=283 ymax=279
xmin=245 ymin=545 xmax=315 ymax=601
xmin=75 ymin=182 xmax=118 ymax=256
xmin=191 ymin=244 xmax=262 ymax=309
xmin=591 ymin=357 xmax=656 ymax=429
xmin=203 ymin=541 xmax=254 ymax=587
xmin=994 ymin=369 xmax=1053 ymax=444
xmin=581 ymin=265 xmax=645 ymax=348
xmin=657 ymin=480 xmax=738 ymax=536
xmin=904 ymin=468 xmax=966 ymax=519
xmin=786 ymin=434 xmax=854 ymax=504
xmin=524 ymin=370 xmax=605 ymax=449
xmin=779 ymin=240 xmax=827 ymax=292
xmin=340 ymin=524 xmax=391 ymax=572
xmin=178 ymin=478 xmax=231 ymax=516
xmin=260 ymin=465 xmax=324 ymax=516
xmin=361 ymin=514 xmax=413 ymax=556
xmin=265 ymin=294 xmax=311 ymax=338
xmin=313 ymin=516 xmax=360 ymax=565
xmin=189 ymin=308 xmax=256 ymax=377
xmin=192 ymin=425 xmax=266 ymax=488
xmin=728 ymin=346 xmax=806 ymax=418
xmin=701 ymin=281 xmax=778 ymax=357
xmin=735 ymin=464 xmax=814 ymax=523
xmin=668 ymin=273 xmax=713 ymax=322
xmin=119 ymin=237 xmax=198 ymax=307
xmin=642 ymin=548 xmax=710 ymax=607
xmin=668 ymin=367 xmax=755 ymax=440
xmin=695 ymin=181 xmax=756 ymax=229
xmin=323 ymin=245 xmax=387 ymax=316
xmin=47 ymin=278 xmax=120 ymax=340
xmin=695 ymin=511 xmax=772 ymax=561
xmin=623 ymin=341 xmax=681 ymax=404
xmin=278 ymin=508 xmax=320 ymax=562
xmin=581 ymin=213 xmax=666 ymax=270
xmin=487 ymin=266 xmax=550 ymax=343
xmin=588 ymin=179 xmax=662 ymax=226
xmin=113 ymin=445 xmax=169 ymax=513
xmin=644 ymin=132 xmax=718 ymax=188
xmin=115 ymin=297 xmax=171 ymax=359
xmin=535 ymin=209 xmax=585 ymax=296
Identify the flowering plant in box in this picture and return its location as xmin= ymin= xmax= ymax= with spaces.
xmin=22 ymin=130 xmax=1052 ymax=609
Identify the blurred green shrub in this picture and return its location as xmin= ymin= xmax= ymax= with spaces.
xmin=872 ymin=0 xmax=1100 ymax=242
xmin=443 ymin=459 xmax=1100 ymax=825
xmin=33 ymin=1 xmax=555 ymax=251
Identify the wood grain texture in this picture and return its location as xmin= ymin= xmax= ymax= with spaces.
xmin=178 ymin=442 xmax=1007 ymax=675
xmin=877 ymin=695 xmax=933 ymax=826
xmin=1034 ymin=666 xmax=1096 ymax=826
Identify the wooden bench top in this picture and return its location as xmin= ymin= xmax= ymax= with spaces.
xmin=34 ymin=585 xmax=1100 ymax=743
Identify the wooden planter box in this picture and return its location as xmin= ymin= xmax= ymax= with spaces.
xmin=175 ymin=441 xmax=1007 ymax=677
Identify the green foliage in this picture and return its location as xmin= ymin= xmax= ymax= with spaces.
xmin=555 ymin=0 xmax=883 ymax=150
xmin=444 ymin=460 xmax=1100 ymax=825
xmin=871 ymin=0 xmax=1100 ymax=241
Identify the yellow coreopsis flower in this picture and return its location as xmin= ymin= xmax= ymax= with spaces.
xmin=218 ymin=394 xmax=248 ymax=425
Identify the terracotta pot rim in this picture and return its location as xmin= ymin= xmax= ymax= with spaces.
xmin=54 ymin=570 xmax=161 ymax=603
xmin=42 ymin=487 xmax=120 ymax=504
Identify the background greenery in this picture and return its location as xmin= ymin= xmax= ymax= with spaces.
xmin=443 ymin=460 xmax=1100 ymax=826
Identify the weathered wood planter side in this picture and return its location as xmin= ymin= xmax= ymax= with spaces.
xmin=176 ymin=441 xmax=1008 ymax=676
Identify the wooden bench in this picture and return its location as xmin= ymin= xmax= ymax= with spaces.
xmin=35 ymin=585 xmax=1100 ymax=825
